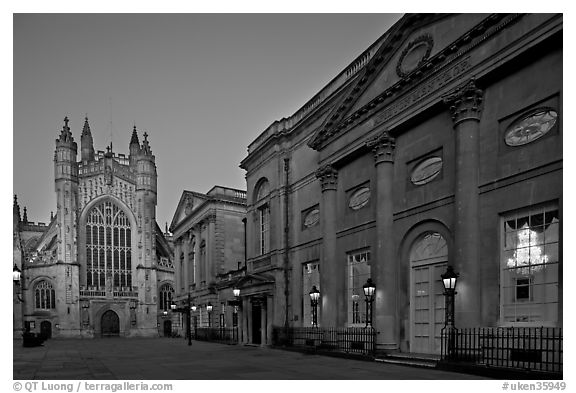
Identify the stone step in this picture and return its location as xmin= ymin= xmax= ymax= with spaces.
xmin=375 ymin=353 xmax=440 ymax=369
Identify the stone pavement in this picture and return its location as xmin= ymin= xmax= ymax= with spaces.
xmin=13 ymin=338 xmax=489 ymax=380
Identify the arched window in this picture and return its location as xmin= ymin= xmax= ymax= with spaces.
xmin=159 ymin=283 xmax=174 ymax=311
xmin=34 ymin=280 xmax=56 ymax=310
xmin=254 ymin=178 xmax=270 ymax=255
xmin=254 ymin=178 xmax=270 ymax=203
xmin=85 ymin=200 xmax=132 ymax=290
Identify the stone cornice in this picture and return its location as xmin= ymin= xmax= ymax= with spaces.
xmin=309 ymin=13 xmax=524 ymax=151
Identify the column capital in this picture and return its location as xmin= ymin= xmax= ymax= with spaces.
xmin=443 ymin=78 xmax=484 ymax=126
xmin=315 ymin=164 xmax=338 ymax=192
xmin=367 ymin=129 xmax=396 ymax=165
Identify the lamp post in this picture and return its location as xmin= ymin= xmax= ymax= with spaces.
xmin=186 ymin=292 xmax=192 ymax=346
xmin=206 ymin=303 xmax=213 ymax=327
xmin=232 ymin=287 xmax=240 ymax=329
xmin=441 ymin=266 xmax=458 ymax=328
xmin=191 ymin=304 xmax=197 ymax=339
xmin=13 ymin=264 xmax=25 ymax=337
xmin=363 ymin=278 xmax=376 ymax=328
xmin=309 ymin=286 xmax=320 ymax=327
xmin=441 ymin=265 xmax=459 ymax=359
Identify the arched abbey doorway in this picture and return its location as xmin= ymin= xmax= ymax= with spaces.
xmin=101 ymin=310 xmax=120 ymax=337
xmin=409 ymin=232 xmax=448 ymax=354
xmin=40 ymin=321 xmax=52 ymax=339
xmin=163 ymin=320 xmax=172 ymax=337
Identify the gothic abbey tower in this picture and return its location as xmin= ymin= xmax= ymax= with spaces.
xmin=14 ymin=117 xmax=173 ymax=338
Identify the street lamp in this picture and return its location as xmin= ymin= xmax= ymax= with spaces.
xmin=363 ymin=278 xmax=376 ymax=328
xmin=206 ymin=303 xmax=213 ymax=327
xmin=190 ymin=304 xmax=198 ymax=339
xmin=13 ymin=264 xmax=22 ymax=284
xmin=233 ymin=287 xmax=240 ymax=298
xmin=441 ymin=266 xmax=458 ymax=327
xmin=309 ymin=286 xmax=320 ymax=327
xmin=441 ymin=266 xmax=459 ymax=359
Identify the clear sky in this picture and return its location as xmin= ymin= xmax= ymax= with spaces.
xmin=13 ymin=13 xmax=403 ymax=229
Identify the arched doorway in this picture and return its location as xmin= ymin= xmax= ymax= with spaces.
xmin=40 ymin=321 xmax=52 ymax=339
xmin=101 ymin=310 xmax=120 ymax=337
xmin=163 ymin=320 xmax=172 ymax=337
xmin=409 ymin=232 xmax=448 ymax=354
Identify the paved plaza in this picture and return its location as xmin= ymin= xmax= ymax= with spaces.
xmin=13 ymin=338 xmax=489 ymax=380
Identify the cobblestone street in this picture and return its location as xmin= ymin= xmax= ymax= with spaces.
xmin=13 ymin=338 xmax=489 ymax=380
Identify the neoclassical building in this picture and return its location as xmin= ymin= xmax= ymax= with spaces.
xmin=13 ymin=117 xmax=174 ymax=338
xmin=239 ymin=13 xmax=562 ymax=354
xmin=168 ymin=186 xmax=246 ymax=335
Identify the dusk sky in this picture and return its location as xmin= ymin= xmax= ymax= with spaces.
xmin=13 ymin=13 xmax=403 ymax=229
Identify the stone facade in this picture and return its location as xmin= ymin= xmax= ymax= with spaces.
xmin=239 ymin=14 xmax=562 ymax=353
xmin=13 ymin=118 xmax=174 ymax=339
xmin=168 ymin=186 xmax=246 ymax=335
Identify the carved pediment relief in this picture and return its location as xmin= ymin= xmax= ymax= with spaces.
xmin=170 ymin=191 xmax=209 ymax=231
xmin=308 ymin=13 xmax=513 ymax=151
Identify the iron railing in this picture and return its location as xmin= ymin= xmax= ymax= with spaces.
xmin=192 ymin=327 xmax=239 ymax=345
xmin=272 ymin=326 xmax=377 ymax=357
xmin=441 ymin=327 xmax=562 ymax=374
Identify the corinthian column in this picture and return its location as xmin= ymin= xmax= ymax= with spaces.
xmin=315 ymin=164 xmax=340 ymax=326
xmin=367 ymin=129 xmax=397 ymax=351
xmin=443 ymin=78 xmax=483 ymax=327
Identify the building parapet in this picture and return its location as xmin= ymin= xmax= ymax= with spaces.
xmin=246 ymin=33 xmax=388 ymax=155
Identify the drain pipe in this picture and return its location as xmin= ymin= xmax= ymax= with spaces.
xmin=283 ymin=158 xmax=291 ymax=329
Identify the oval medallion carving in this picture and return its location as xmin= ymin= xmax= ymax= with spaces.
xmin=303 ymin=208 xmax=320 ymax=228
xmin=349 ymin=187 xmax=371 ymax=210
xmin=397 ymin=35 xmax=433 ymax=77
xmin=504 ymin=108 xmax=557 ymax=146
xmin=411 ymin=156 xmax=443 ymax=186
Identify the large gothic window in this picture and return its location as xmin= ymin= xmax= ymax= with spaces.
xmin=85 ymin=200 xmax=132 ymax=290
xmin=34 ymin=280 xmax=56 ymax=310
xmin=159 ymin=283 xmax=174 ymax=311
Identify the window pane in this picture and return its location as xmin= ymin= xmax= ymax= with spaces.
xmin=501 ymin=204 xmax=559 ymax=325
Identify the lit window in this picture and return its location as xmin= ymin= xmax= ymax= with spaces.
xmin=85 ymin=200 xmax=132 ymax=289
xmin=501 ymin=204 xmax=559 ymax=324
xmin=347 ymin=250 xmax=371 ymax=326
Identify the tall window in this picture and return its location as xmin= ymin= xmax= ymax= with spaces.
xmin=254 ymin=178 xmax=270 ymax=255
xmin=347 ymin=250 xmax=371 ymax=326
xmin=159 ymin=283 xmax=174 ymax=311
xmin=85 ymin=200 xmax=132 ymax=289
xmin=302 ymin=261 xmax=320 ymax=326
xmin=199 ymin=240 xmax=206 ymax=284
xmin=501 ymin=203 xmax=559 ymax=325
xmin=34 ymin=280 xmax=56 ymax=310
xmin=259 ymin=206 xmax=270 ymax=255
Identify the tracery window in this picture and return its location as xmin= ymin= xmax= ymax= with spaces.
xmin=159 ymin=283 xmax=174 ymax=311
xmin=85 ymin=200 xmax=132 ymax=290
xmin=501 ymin=203 xmax=559 ymax=325
xmin=34 ymin=280 xmax=56 ymax=310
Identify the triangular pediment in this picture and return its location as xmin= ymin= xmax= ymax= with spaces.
xmin=309 ymin=13 xmax=495 ymax=150
xmin=169 ymin=190 xmax=209 ymax=232
xmin=236 ymin=273 xmax=275 ymax=289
